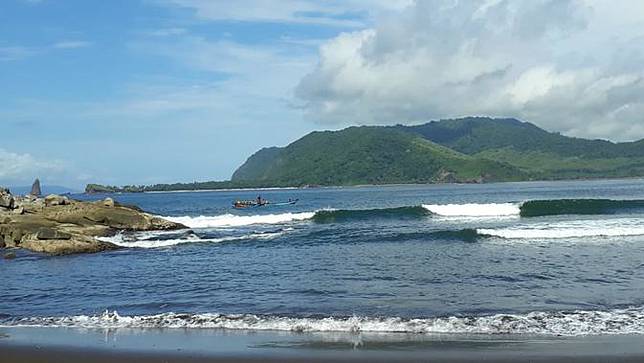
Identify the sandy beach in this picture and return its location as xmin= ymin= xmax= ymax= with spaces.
xmin=2 ymin=327 xmax=644 ymax=363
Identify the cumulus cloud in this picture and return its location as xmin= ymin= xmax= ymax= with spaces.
xmin=296 ymin=0 xmax=644 ymax=141
xmin=0 ymin=148 xmax=66 ymax=185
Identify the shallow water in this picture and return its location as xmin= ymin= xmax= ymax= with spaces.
xmin=3 ymin=179 xmax=644 ymax=336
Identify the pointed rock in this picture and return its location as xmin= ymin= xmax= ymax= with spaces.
xmin=30 ymin=178 xmax=42 ymax=197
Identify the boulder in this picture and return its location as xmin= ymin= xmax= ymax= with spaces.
xmin=19 ymin=235 xmax=119 ymax=255
xmin=36 ymin=228 xmax=71 ymax=240
xmin=0 ymin=188 xmax=14 ymax=210
xmin=44 ymin=194 xmax=70 ymax=207
xmin=0 ymin=193 xmax=186 ymax=255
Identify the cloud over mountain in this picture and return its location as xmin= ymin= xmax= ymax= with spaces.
xmin=296 ymin=0 xmax=644 ymax=141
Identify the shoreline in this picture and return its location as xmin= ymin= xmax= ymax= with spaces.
xmin=82 ymin=176 xmax=644 ymax=195
xmin=2 ymin=327 xmax=644 ymax=363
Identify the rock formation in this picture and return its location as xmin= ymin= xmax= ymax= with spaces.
xmin=0 ymin=188 xmax=14 ymax=210
xmin=30 ymin=178 xmax=42 ymax=197
xmin=0 ymin=189 xmax=186 ymax=255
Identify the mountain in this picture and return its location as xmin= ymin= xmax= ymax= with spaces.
xmin=231 ymin=126 xmax=524 ymax=185
xmin=86 ymin=117 xmax=644 ymax=192
xmin=232 ymin=117 xmax=644 ymax=186
xmin=400 ymin=117 xmax=644 ymax=179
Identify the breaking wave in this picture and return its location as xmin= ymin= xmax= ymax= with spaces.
xmin=423 ymin=203 xmax=520 ymax=217
xmin=158 ymin=199 xmax=644 ymax=229
xmin=164 ymin=212 xmax=315 ymax=228
xmin=98 ymin=231 xmax=285 ymax=248
xmin=477 ymin=218 xmax=644 ymax=240
xmin=5 ymin=307 xmax=644 ymax=336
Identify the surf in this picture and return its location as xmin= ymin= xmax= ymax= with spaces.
xmin=6 ymin=307 xmax=644 ymax=336
xmin=164 ymin=212 xmax=316 ymax=228
xmin=98 ymin=230 xmax=286 ymax=248
xmin=159 ymin=199 xmax=644 ymax=229
xmin=478 ymin=217 xmax=644 ymax=240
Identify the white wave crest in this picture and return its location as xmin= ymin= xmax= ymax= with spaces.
xmin=478 ymin=218 xmax=644 ymax=239
xmin=423 ymin=203 xmax=520 ymax=217
xmin=163 ymin=212 xmax=316 ymax=228
xmin=98 ymin=232 xmax=284 ymax=248
xmin=5 ymin=307 xmax=644 ymax=336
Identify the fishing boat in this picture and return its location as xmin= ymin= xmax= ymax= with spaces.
xmin=232 ymin=199 xmax=298 ymax=209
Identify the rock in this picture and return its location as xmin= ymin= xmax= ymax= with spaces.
xmin=436 ymin=170 xmax=458 ymax=183
xmin=0 ymin=193 xmax=186 ymax=255
xmin=44 ymin=194 xmax=70 ymax=207
xmin=19 ymin=235 xmax=119 ymax=255
xmin=30 ymin=178 xmax=42 ymax=197
xmin=3 ymin=252 xmax=16 ymax=260
xmin=0 ymin=188 xmax=14 ymax=210
xmin=36 ymin=228 xmax=71 ymax=240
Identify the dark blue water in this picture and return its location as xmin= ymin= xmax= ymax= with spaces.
xmin=3 ymin=179 xmax=644 ymax=335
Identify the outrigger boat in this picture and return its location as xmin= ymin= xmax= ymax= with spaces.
xmin=232 ymin=198 xmax=298 ymax=209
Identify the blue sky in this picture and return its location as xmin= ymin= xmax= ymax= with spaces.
xmin=2 ymin=0 xmax=644 ymax=188
xmin=1 ymin=0 xmax=383 ymax=188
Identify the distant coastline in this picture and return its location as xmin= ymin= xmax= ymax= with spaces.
xmin=84 ymin=176 xmax=644 ymax=195
xmin=86 ymin=117 xmax=644 ymax=194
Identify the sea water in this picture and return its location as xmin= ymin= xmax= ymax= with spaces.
xmin=3 ymin=179 xmax=644 ymax=337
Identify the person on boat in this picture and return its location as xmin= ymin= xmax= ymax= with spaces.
xmin=257 ymin=195 xmax=262 ymax=205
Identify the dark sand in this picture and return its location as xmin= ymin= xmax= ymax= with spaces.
xmin=2 ymin=327 xmax=644 ymax=363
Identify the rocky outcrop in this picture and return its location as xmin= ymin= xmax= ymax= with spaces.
xmin=0 ymin=190 xmax=186 ymax=256
xmin=30 ymin=178 xmax=42 ymax=197
xmin=0 ymin=188 xmax=14 ymax=210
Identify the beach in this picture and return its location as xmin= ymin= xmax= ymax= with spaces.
xmin=3 ymin=326 xmax=644 ymax=362
xmin=4 ymin=180 xmax=644 ymax=361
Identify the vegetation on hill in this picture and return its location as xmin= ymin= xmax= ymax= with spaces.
xmin=86 ymin=117 xmax=644 ymax=192
xmin=231 ymin=126 xmax=524 ymax=185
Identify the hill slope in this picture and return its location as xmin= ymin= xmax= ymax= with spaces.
xmin=401 ymin=117 xmax=644 ymax=179
xmin=231 ymin=126 xmax=524 ymax=185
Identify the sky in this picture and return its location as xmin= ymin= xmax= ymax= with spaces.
xmin=2 ymin=0 xmax=644 ymax=189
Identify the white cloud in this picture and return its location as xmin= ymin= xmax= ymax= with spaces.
xmin=52 ymin=40 xmax=93 ymax=49
xmin=158 ymin=0 xmax=412 ymax=27
xmin=0 ymin=148 xmax=66 ymax=185
xmin=146 ymin=27 xmax=187 ymax=37
xmin=0 ymin=46 xmax=39 ymax=61
xmin=296 ymin=0 xmax=644 ymax=141
xmin=0 ymin=40 xmax=92 ymax=61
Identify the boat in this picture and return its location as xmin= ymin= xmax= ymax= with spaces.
xmin=232 ymin=199 xmax=298 ymax=209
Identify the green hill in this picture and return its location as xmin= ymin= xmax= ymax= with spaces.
xmin=401 ymin=117 xmax=644 ymax=179
xmin=231 ymin=126 xmax=524 ymax=185
xmin=87 ymin=117 xmax=644 ymax=192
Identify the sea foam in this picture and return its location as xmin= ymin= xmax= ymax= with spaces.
xmin=98 ymin=231 xmax=284 ymax=248
xmin=478 ymin=217 xmax=644 ymax=239
xmin=5 ymin=307 xmax=644 ymax=336
xmin=422 ymin=203 xmax=521 ymax=217
xmin=164 ymin=212 xmax=316 ymax=228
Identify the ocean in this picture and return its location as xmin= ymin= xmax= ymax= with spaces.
xmin=3 ymin=179 xmax=644 ymax=339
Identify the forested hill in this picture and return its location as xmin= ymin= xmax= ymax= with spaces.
xmin=232 ymin=117 xmax=644 ymax=185
xmin=86 ymin=117 xmax=644 ymax=192
xmin=231 ymin=126 xmax=523 ymax=185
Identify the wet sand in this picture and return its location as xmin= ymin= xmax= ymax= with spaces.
xmin=1 ymin=327 xmax=644 ymax=363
